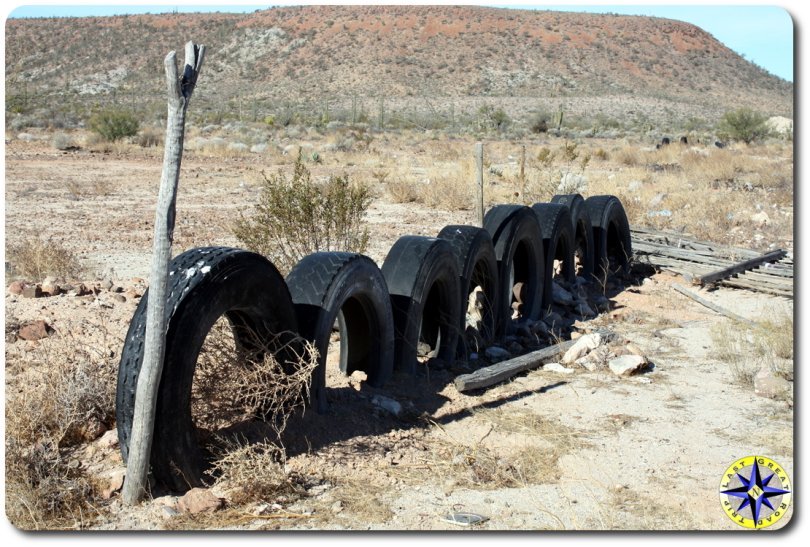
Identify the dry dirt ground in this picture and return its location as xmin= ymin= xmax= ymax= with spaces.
xmin=3 ymin=132 xmax=793 ymax=530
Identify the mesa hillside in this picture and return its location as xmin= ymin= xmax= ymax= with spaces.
xmin=5 ymin=5 xmax=792 ymax=132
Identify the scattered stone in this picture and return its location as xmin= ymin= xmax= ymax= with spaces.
xmin=162 ymin=506 xmax=180 ymax=519
xmin=530 ymin=320 xmax=550 ymax=336
xmin=485 ymin=346 xmax=511 ymax=362
xmin=575 ymin=356 xmax=600 ymax=372
xmin=178 ymin=488 xmax=223 ymax=514
xmin=515 ymin=322 xmax=533 ymax=338
xmin=544 ymin=363 xmax=575 ymax=374
xmin=41 ymin=277 xmax=61 ymax=296
xmin=331 ymin=500 xmax=344 ymax=513
xmin=648 ymin=193 xmax=667 ymax=207
xmin=641 ymin=277 xmax=656 ymax=286
xmin=17 ymin=320 xmax=53 ymax=341
xmin=753 ymin=367 xmax=791 ymax=399
xmin=97 ymin=428 xmax=119 ymax=449
xmin=506 ymin=341 xmax=523 ymax=355
xmin=608 ymin=355 xmax=648 ymax=376
xmin=751 ymin=211 xmax=770 ymax=226
xmin=112 ymin=293 xmax=126 ymax=303
xmin=625 ymin=343 xmax=646 ymax=357
xmin=628 ymin=180 xmax=643 ymax=192
xmin=371 ymin=394 xmax=402 ymax=417
xmin=551 ymin=282 xmax=575 ymax=306
xmin=76 ymin=416 xmax=108 ymax=443
xmin=8 ymin=281 xmax=25 ymax=295
xmin=22 ymin=285 xmax=43 ymax=298
xmin=570 ymin=331 xmax=582 ymax=340
xmin=66 ymin=283 xmax=92 ymax=297
xmin=67 ymin=459 xmax=81 ymax=470
xmin=593 ymin=296 xmax=611 ymax=313
xmin=101 ymin=469 xmax=126 ymax=500
xmin=543 ymin=312 xmax=563 ymax=328
xmin=575 ymin=300 xmax=596 ymax=318
xmin=562 ymin=333 xmax=602 ymax=364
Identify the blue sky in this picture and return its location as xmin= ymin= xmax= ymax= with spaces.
xmin=4 ymin=2 xmax=795 ymax=82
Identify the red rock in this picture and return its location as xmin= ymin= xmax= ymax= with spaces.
xmin=8 ymin=281 xmax=25 ymax=295
xmin=101 ymin=470 xmax=126 ymax=500
xmin=21 ymin=285 xmax=43 ymax=298
xmin=41 ymin=277 xmax=61 ymax=296
xmin=178 ymin=488 xmax=223 ymax=514
xmin=17 ymin=320 xmax=52 ymax=341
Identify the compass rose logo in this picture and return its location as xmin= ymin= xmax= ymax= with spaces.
xmin=719 ymin=456 xmax=792 ymax=529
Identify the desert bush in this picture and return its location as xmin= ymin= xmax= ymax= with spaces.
xmin=51 ymin=133 xmax=76 ymax=151
xmin=717 ymin=107 xmax=770 ymax=144
xmin=711 ymin=312 xmax=793 ymax=388
xmin=6 ymin=237 xmax=83 ymax=280
xmin=387 ymin=178 xmax=421 ymax=203
xmin=87 ymin=108 xmax=139 ymax=142
xmin=5 ymin=313 xmax=120 ymax=529
xmin=136 ymin=127 xmax=163 ymax=148
xmin=233 ymin=150 xmax=371 ymax=274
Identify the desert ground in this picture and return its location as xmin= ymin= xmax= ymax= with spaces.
xmin=4 ymin=123 xmax=793 ymax=530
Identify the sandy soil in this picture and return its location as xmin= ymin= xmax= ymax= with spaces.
xmin=4 ymin=136 xmax=793 ymax=531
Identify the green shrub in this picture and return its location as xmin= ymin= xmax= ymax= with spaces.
xmin=717 ymin=107 xmax=770 ymax=144
xmin=87 ymin=108 xmax=139 ymax=142
xmin=233 ymin=151 xmax=371 ymax=274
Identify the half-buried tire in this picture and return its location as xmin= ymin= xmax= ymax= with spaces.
xmin=382 ymin=236 xmax=461 ymax=376
xmin=531 ymin=203 xmax=576 ymax=307
xmin=551 ymin=193 xmax=595 ymax=279
xmin=116 ymin=247 xmax=299 ymax=492
xmin=585 ymin=195 xmax=633 ymax=278
xmin=286 ymin=252 xmax=395 ymax=413
xmin=483 ymin=205 xmax=545 ymax=333
xmin=437 ymin=225 xmax=499 ymax=356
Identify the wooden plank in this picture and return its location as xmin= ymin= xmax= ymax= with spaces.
xmin=695 ymin=249 xmax=787 ymax=286
xmin=455 ymin=339 xmax=578 ymax=392
xmin=671 ymin=283 xmax=757 ymax=326
xmin=720 ymin=278 xmax=793 ymax=298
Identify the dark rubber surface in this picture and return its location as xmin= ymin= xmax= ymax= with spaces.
xmin=531 ymin=203 xmax=575 ymax=304
xmin=484 ymin=205 xmax=545 ymax=331
xmin=381 ymin=236 xmax=461 ymax=376
xmin=116 ymin=247 xmax=297 ymax=492
xmin=437 ymin=225 xmax=499 ymax=355
xmin=286 ymin=252 xmax=394 ymax=412
xmin=585 ymin=195 xmax=633 ymax=278
xmin=551 ymin=193 xmax=594 ymax=279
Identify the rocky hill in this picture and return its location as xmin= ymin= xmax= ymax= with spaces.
xmin=5 ymin=5 xmax=793 ymax=129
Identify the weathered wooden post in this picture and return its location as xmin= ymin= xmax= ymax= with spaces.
xmin=475 ymin=142 xmax=484 ymax=227
xmin=122 ymin=41 xmax=205 ymax=505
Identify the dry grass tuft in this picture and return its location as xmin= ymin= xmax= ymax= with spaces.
xmin=206 ymin=441 xmax=300 ymax=505
xmin=5 ymin=312 xmax=120 ymax=529
xmin=6 ymin=236 xmax=84 ymax=281
xmin=711 ymin=311 xmax=793 ymax=387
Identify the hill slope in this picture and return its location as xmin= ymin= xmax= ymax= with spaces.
xmin=5 ymin=5 xmax=793 ymax=127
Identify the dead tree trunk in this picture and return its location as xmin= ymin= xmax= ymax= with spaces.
xmin=475 ymin=142 xmax=484 ymax=227
xmin=122 ymin=41 xmax=205 ymax=505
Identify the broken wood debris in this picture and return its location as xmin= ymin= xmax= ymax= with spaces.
xmin=631 ymin=227 xmax=792 ymax=298
xmin=671 ymin=283 xmax=757 ymax=327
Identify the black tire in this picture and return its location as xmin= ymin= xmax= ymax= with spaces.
xmin=531 ymin=203 xmax=576 ymax=305
xmin=585 ymin=195 xmax=633 ymax=278
xmin=551 ymin=193 xmax=595 ymax=278
xmin=483 ymin=205 xmax=545 ymax=332
xmin=286 ymin=252 xmax=395 ymax=413
xmin=437 ymin=225 xmax=500 ymax=356
xmin=381 ymin=236 xmax=461 ymax=376
xmin=116 ymin=247 xmax=298 ymax=492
